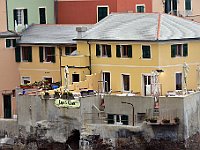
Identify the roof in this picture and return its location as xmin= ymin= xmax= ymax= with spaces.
xmin=76 ymin=13 xmax=200 ymax=42
xmin=0 ymin=31 xmax=20 ymax=38
xmin=18 ymin=24 xmax=92 ymax=45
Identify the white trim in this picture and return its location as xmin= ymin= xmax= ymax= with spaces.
xmin=38 ymin=6 xmax=47 ymax=24
xmin=141 ymin=44 xmax=152 ymax=60
xmin=97 ymin=5 xmax=109 ymax=22
xmin=175 ymin=72 xmax=182 ymax=91
xmin=141 ymin=74 xmax=152 ymax=96
xmin=102 ymin=71 xmax=111 ymax=92
xmin=136 ymin=4 xmax=146 ymax=13
xmin=21 ymin=76 xmax=31 ymax=84
xmin=121 ymin=73 xmax=131 ymax=92
xmin=5 ymin=38 xmax=16 ymax=49
xmin=43 ymin=76 xmax=53 ymax=83
xmin=184 ymin=0 xmax=192 ymax=11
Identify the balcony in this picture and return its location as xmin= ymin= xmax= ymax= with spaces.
xmin=61 ymin=55 xmax=89 ymax=67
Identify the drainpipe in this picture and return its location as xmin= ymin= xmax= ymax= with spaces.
xmin=87 ymin=41 xmax=92 ymax=75
xmin=5 ymin=0 xmax=8 ymax=30
xmin=58 ymin=46 xmax=62 ymax=86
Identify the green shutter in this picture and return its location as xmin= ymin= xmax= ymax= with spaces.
xmin=24 ymin=9 xmax=28 ymax=25
xmin=65 ymin=47 xmax=70 ymax=55
xmin=171 ymin=45 xmax=176 ymax=57
xmin=107 ymin=45 xmax=111 ymax=57
xmin=28 ymin=47 xmax=32 ymax=62
xmin=127 ymin=45 xmax=132 ymax=58
xmin=96 ymin=44 xmax=100 ymax=56
xmin=13 ymin=39 xmax=16 ymax=47
xmin=52 ymin=47 xmax=56 ymax=63
xmin=116 ymin=45 xmax=121 ymax=57
xmin=6 ymin=39 xmax=11 ymax=48
xmin=15 ymin=46 xmax=21 ymax=62
xmin=39 ymin=47 xmax=44 ymax=62
xmin=183 ymin=44 xmax=188 ymax=57
xmin=13 ymin=9 xmax=18 ymax=26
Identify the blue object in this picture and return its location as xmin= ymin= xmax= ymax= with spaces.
xmin=52 ymin=85 xmax=59 ymax=89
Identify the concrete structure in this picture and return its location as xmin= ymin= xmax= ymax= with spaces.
xmin=6 ymin=0 xmax=55 ymax=32
xmin=152 ymin=0 xmax=200 ymax=22
xmin=0 ymin=0 xmax=20 ymax=118
xmin=56 ymin=0 xmax=152 ymax=24
xmin=75 ymin=13 xmax=200 ymax=95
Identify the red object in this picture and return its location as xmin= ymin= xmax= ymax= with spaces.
xmin=56 ymin=0 xmax=152 ymax=24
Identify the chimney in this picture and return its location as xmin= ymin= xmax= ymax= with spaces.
xmin=76 ymin=26 xmax=87 ymax=39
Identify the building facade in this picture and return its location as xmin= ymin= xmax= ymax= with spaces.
xmin=152 ymin=0 xmax=200 ymax=22
xmin=56 ymin=0 xmax=152 ymax=24
xmin=6 ymin=0 xmax=55 ymax=32
xmin=0 ymin=0 xmax=20 ymax=118
xmin=74 ymin=13 xmax=200 ymax=96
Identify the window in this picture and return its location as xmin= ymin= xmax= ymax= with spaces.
xmin=43 ymin=77 xmax=53 ymax=84
xmin=72 ymin=74 xmax=80 ymax=82
xmin=136 ymin=5 xmax=145 ymax=13
xmin=171 ymin=44 xmax=188 ymax=57
xmin=6 ymin=39 xmax=16 ymax=48
xmin=15 ymin=46 xmax=32 ymax=62
xmin=39 ymin=47 xmax=55 ymax=63
xmin=137 ymin=113 xmax=146 ymax=124
xmin=39 ymin=7 xmax=46 ymax=24
xmin=116 ymin=45 xmax=132 ymax=58
xmin=13 ymin=9 xmax=28 ymax=26
xmin=122 ymin=74 xmax=130 ymax=91
xmin=65 ymin=46 xmax=77 ymax=55
xmin=176 ymin=73 xmax=182 ymax=90
xmin=185 ymin=0 xmax=191 ymax=10
xmin=21 ymin=46 xmax=32 ymax=62
xmin=142 ymin=45 xmax=151 ymax=59
xmin=165 ymin=0 xmax=177 ymax=15
xmin=97 ymin=6 xmax=109 ymax=22
xmin=21 ymin=76 xmax=31 ymax=84
xmin=107 ymin=114 xmax=128 ymax=125
xmin=96 ymin=44 xmax=111 ymax=57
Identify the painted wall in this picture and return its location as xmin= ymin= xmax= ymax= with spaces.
xmin=77 ymin=40 xmax=200 ymax=95
xmin=0 ymin=39 xmax=20 ymax=118
xmin=0 ymin=0 xmax=7 ymax=32
xmin=152 ymin=0 xmax=200 ymax=22
xmin=57 ymin=0 xmax=152 ymax=24
xmin=7 ymin=0 xmax=55 ymax=31
xmin=18 ymin=46 xmax=60 ymax=84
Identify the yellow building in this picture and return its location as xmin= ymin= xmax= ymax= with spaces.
xmin=17 ymin=24 xmax=91 ymax=86
xmin=74 ymin=13 xmax=200 ymax=96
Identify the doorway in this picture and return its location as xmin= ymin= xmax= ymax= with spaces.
xmin=103 ymin=72 xmax=111 ymax=93
xmin=3 ymin=95 xmax=11 ymax=119
xmin=143 ymin=74 xmax=151 ymax=96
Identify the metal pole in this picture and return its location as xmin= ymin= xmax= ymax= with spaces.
xmin=121 ymin=102 xmax=134 ymax=126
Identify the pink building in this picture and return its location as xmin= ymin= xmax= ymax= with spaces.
xmin=0 ymin=0 xmax=19 ymax=118
xmin=56 ymin=0 xmax=153 ymax=24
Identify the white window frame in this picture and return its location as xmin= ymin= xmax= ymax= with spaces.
xmin=121 ymin=73 xmax=131 ymax=92
xmin=184 ymin=0 xmax=192 ymax=11
xmin=42 ymin=46 xmax=55 ymax=63
xmin=97 ymin=5 xmax=109 ymax=22
xmin=102 ymin=71 xmax=111 ymax=93
xmin=43 ymin=76 xmax=53 ymax=83
xmin=20 ymin=46 xmax=31 ymax=62
xmin=21 ymin=76 xmax=31 ymax=85
xmin=136 ymin=4 xmax=145 ymax=13
xmin=175 ymin=72 xmax=182 ymax=91
xmin=5 ymin=38 xmax=16 ymax=49
xmin=38 ymin=7 xmax=47 ymax=24
xmin=15 ymin=8 xmax=25 ymax=26
xmin=141 ymin=45 xmax=152 ymax=60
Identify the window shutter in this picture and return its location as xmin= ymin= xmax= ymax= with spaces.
xmin=107 ymin=45 xmax=111 ymax=57
xmin=52 ymin=47 xmax=56 ymax=63
xmin=116 ymin=45 xmax=121 ymax=57
xmin=15 ymin=46 xmax=21 ymax=62
xmin=96 ymin=44 xmax=100 ymax=56
xmin=65 ymin=47 xmax=70 ymax=55
xmin=24 ymin=9 xmax=28 ymax=25
xmin=6 ymin=39 xmax=11 ymax=48
xmin=28 ymin=47 xmax=32 ymax=62
xmin=13 ymin=9 xmax=18 ymax=26
xmin=171 ymin=45 xmax=176 ymax=57
xmin=39 ymin=47 xmax=44 ymax=62
xmin=13 ymin=39 xmax=16 ymax=47
xmin=127 ymin=45 xmax=132 ymax=58
xmin=183 ymin=44 xmax=188 ymax=57
xmin=185 ymin=0 xmax=191 ymax=10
